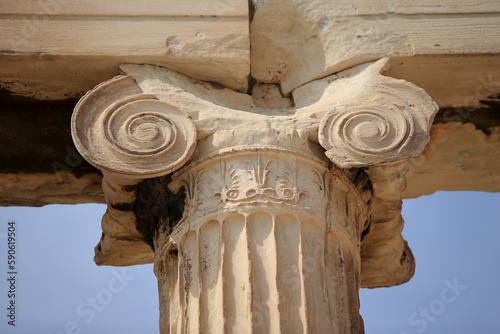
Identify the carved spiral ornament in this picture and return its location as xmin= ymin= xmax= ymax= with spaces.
xmin=319 ymin=96 xmax=422 ymax=168
xmin=104 ymin=99 xmax=180 ymax=157
xmin=72 ymin=78 xmax=196 ymax=178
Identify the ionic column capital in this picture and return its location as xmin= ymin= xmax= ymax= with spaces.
xmin=72 ymin=59 xmax=438 ymax=178
xmin=71 ymin=59 xmax=438 ymax=289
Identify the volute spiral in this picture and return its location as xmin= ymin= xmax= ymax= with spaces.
xmin=72 ymin=76 xmax=196 ymax=178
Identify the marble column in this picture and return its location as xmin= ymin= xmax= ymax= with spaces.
xmin=71 ymin=59 xmax=438 ymax=333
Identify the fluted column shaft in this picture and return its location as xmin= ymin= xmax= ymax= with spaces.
xmin=153 ymin=149 xmax=369 ymax=334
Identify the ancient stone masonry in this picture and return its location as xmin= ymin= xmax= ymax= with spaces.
xmin=71 ymin=58 xmax=438 ymax=333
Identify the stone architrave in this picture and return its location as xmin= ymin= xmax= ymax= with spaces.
xmin=71 ymin=58 xmax=437 ymax=333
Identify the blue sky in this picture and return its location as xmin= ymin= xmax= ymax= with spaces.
xmin=0 ymin=190 xmax=499 ymax=333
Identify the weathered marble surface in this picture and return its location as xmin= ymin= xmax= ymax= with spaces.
xmin=69 ymin=58 xmax=438 ymax=332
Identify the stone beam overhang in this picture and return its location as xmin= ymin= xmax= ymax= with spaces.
xmin=70 ymin=59 xmax=437 ymax=290
xmin=0 ymin=0 xmax=250 ymax=100
xmin=2 ymin=0 xmax=500 ymax=102
xmin=250 ymin=0 xmax=500 ymax=95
